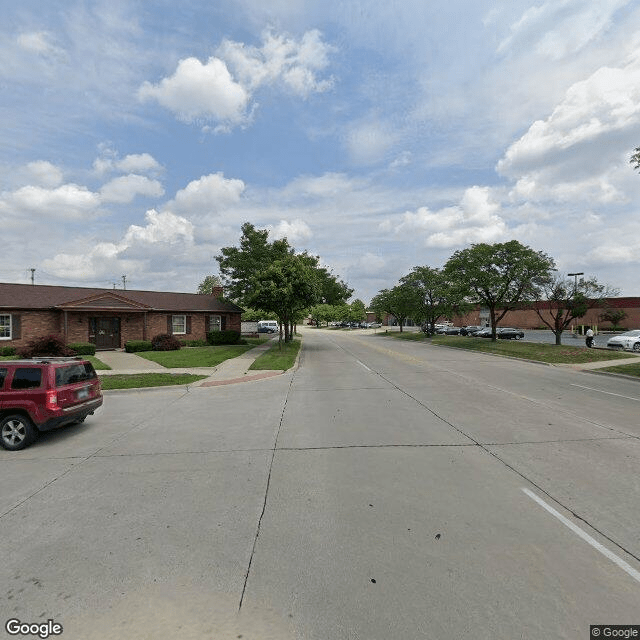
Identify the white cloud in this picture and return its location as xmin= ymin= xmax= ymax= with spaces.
xmin=42 ymin=209 xmax=194 ymax=281
xmin=139 ymin=30 xmax=333 ymax=130
xmin=498 ymin=0 xmax=630 ymax=60
xmin=166 ymin=172 xmax=245 ymax=216
xmin=219 ymin=29 xmax=334 ymax=96
xmin=99 ymin=174 xmax=164 ymax=204
xmin=16 ymin=30 xmax=65 ymax=58
xmin=4 ymin=183 xmax=100 ymax=220
xmin=24 ymin=161 xmax=64 ymax=188
xmin=139 ymin=57 xmax=250 ymax=126
xmin=282 ymin=172 xmax=356 ymax=199
xmin=268 ymin=219 xmax=312 ymax=244
xmin=498 ymin=55 xmax=640 ymax=177
xmin=116 ymin=153 xmax=162 ymax=175
xmin=123 ymin=209 xmax=193 ymax=245
xmin=345 ymin=120 xmax=399 ymax=165
xmin=380 ymin=186 xmax=506 ymax=248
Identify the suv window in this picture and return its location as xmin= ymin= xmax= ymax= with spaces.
xmin=55 ymin=363 xmax=97 ymax=387
xmin=11 ymin=368 xmax=43 ymax=389
xmin=0 ymin=367 xmax=7 ymax=389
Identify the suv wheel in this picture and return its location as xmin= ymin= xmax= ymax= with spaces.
xmin=1 ymin=414 xmax=38 ymax=451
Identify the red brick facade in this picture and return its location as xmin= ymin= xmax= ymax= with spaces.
xmin=0 ymin=284 xmax=243 ymax=351
xmin=450 ymin=298 xmax=640 ymax=330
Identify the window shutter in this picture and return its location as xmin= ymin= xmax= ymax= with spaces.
xmin=13 ymin=315 xmax=21 ymax=340
xmin=167 ymin=315 xmax=173 ymax=334
xmin=186 ymin=316 xmax=192 ymax=334
xmin=221 ymin=315 xmax=227 ymax=331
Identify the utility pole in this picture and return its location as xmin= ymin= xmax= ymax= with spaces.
xmin=122 ymin=275 xmax=127 ymax=290
xmin=567 ymin=272 xmax=584 ymax=294
xmin=29 ymin=268 xmax=36 ymax=285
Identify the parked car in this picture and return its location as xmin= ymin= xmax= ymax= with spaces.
xmin=460 ymin=325 xmax=484 ymax=336
xmin=474 ymin=328 xmax=494 ymax=338
xmin=606 ymin=329 xmax=640 ymax=352
xmin=497 ymin=327 xmax=525 ymax=340
xmin=442 ymin=326 xmax=461 ymax=335
xmin=0 ymin=357 xmax=103 ymax=451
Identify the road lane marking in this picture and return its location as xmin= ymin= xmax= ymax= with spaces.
xmin=356 ymin=359 xmax=372 ymax=372
xmin=571 ymin=384 xmax=640 ymax=403
xmin=522 ymin=488 xmax=640 ymax=585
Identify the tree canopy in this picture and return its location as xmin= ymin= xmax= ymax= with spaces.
xmin=530 ymin=274 xmax=614 ymax=344
xmin=400 ymin=266 xmax=464 ymax=334
xmin=370 ymin=284 xmax=421 ymax=332
xmin=444 ymin=240 xmax=556 ymax=340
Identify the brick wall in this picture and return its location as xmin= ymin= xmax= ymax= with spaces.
xmin=1 ymin=309 xmax=242 ymax=350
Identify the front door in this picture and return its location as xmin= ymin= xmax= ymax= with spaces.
xmin=94 ymin=317 xmax=120 ymax=349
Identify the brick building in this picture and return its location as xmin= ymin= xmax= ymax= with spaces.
xmin=0 ymin=283 xmax=243 ymax=350
xmin=451 ymin=297 xmax=640 ymax=330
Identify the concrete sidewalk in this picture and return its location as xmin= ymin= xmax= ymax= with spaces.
xmin=559 ymin=354 xmax=640 ymax=371
xmin=96 ymin=339 xmax=286 ymax=387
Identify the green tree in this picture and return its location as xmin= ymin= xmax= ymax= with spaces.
xmin=631 ymin=146 xmax=640 ymax=171
xmin=400 ymin=266 xmax=464 ymax=334
xmin=197 ymin=275 xmax=223 ymax=295
xmin=348 ymin=299 xmax=367 ymax=323
xmin=531 ymin=275 xmax=614 ymax=345
xmin=216 ymin=223 xmax=293 ymax=305
xmin=444 ymin=240 xmax=556 ymax=341
xmin=370 ymin=284 xmax=421 ymax=332
xmin=246 ymin=254 xmax=321 ymax=346
xmin=599 ymin=304 xmax=627 ymax=329
xmin=308 ymin=303 xmax=335 ymax=327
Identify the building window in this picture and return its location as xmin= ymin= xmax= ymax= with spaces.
xmin=209 ymin=315 xmax=222 ymax=332
xmin=0 ymin=314 xmax=11 ymax=340
xmin=172 ymin=315 xmax=186 ymax=335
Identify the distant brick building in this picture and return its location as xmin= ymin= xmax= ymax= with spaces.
xmin=451 ymin=298 xmax=640 ymax=330
xmin=0 ymin=283 xmax=243 ymax=350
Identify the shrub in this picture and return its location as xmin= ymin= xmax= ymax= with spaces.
xmin=207 ymin=330 xmax=241 ymax=345
xmin=181 ymin=339 xmax=208 ymax=347
xmin=151 ymin=333 xmax=182 ymax=351
xmin=125 ymin=340 xmax=153 ymax=353
xmin=0 ymin=346 xmax=16 ymax=356
xmin=67 ymin=342 xmax=96 ymax=356
xmin=18 ymin=334 xmax=75 ymax=358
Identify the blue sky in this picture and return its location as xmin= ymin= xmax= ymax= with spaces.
xmin=1 ymin=0 xmax=639 ymax=303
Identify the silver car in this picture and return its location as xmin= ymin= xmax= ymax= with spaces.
xmin=606 ymin=329 xmax=640 ymax=352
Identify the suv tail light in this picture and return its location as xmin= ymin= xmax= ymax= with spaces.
xmin=45 ymin=390 xmax=59 ymax=410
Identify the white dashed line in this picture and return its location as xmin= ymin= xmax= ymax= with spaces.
xmin=522 ymin=488 xmax=640 ymax=585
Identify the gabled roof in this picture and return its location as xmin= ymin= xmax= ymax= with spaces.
xmin=0 ymin=283 xmax=244 ymax=313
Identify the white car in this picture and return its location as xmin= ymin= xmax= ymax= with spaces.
xmin=606 ymin=329 xmax=640 ymax=352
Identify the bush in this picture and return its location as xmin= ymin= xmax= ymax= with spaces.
xmin=0 ymin=346 xmax=16 ymax=356
xmin=207 ymin=330 xmax=241 ymax=345
xmin=125 ymin=340 xmax=153 ymax=353
xmin=18 ymin=335 xmax=75 ymax=358
xmin=181 ymin=339 xmax=208 ymax=347
xmin=151 ymin=333 xmax=182 ymax=351
xmin=67 ymin=342 xmax=96 ymax=356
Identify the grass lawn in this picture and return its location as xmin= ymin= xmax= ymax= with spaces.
xmin=429 ymin=335 xmax=634 ymax=364
xmin=375 ymin=330 xmax=427 ymax=341
xmin=598 ymin=362 xmax=640 ymax=378
xmin=249 ymin=339 xmax=301 ymax=370
xmin=99 ymin=373 xmax=207 ymax=390
xmin=136 ymin=343 xmax=262 ymax=368
xmin=87 ymin=355 xmax=111 ymax=370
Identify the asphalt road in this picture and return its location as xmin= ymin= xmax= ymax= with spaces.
xmin=1 ymin=328 xmax=639 ymax=639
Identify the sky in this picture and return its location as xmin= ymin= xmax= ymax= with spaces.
xmin=1 ymin=0 xmax=640 ymax=304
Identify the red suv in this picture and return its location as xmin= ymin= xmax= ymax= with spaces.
xmin=0 ymin=357 xmax=103 ymax=450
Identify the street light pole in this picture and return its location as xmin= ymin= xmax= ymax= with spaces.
xmin=567 ymin=272 xmax=584 ymax=293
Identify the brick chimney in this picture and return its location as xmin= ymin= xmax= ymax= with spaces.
xmin=211 ymin=286 xmax=223 ymax=299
